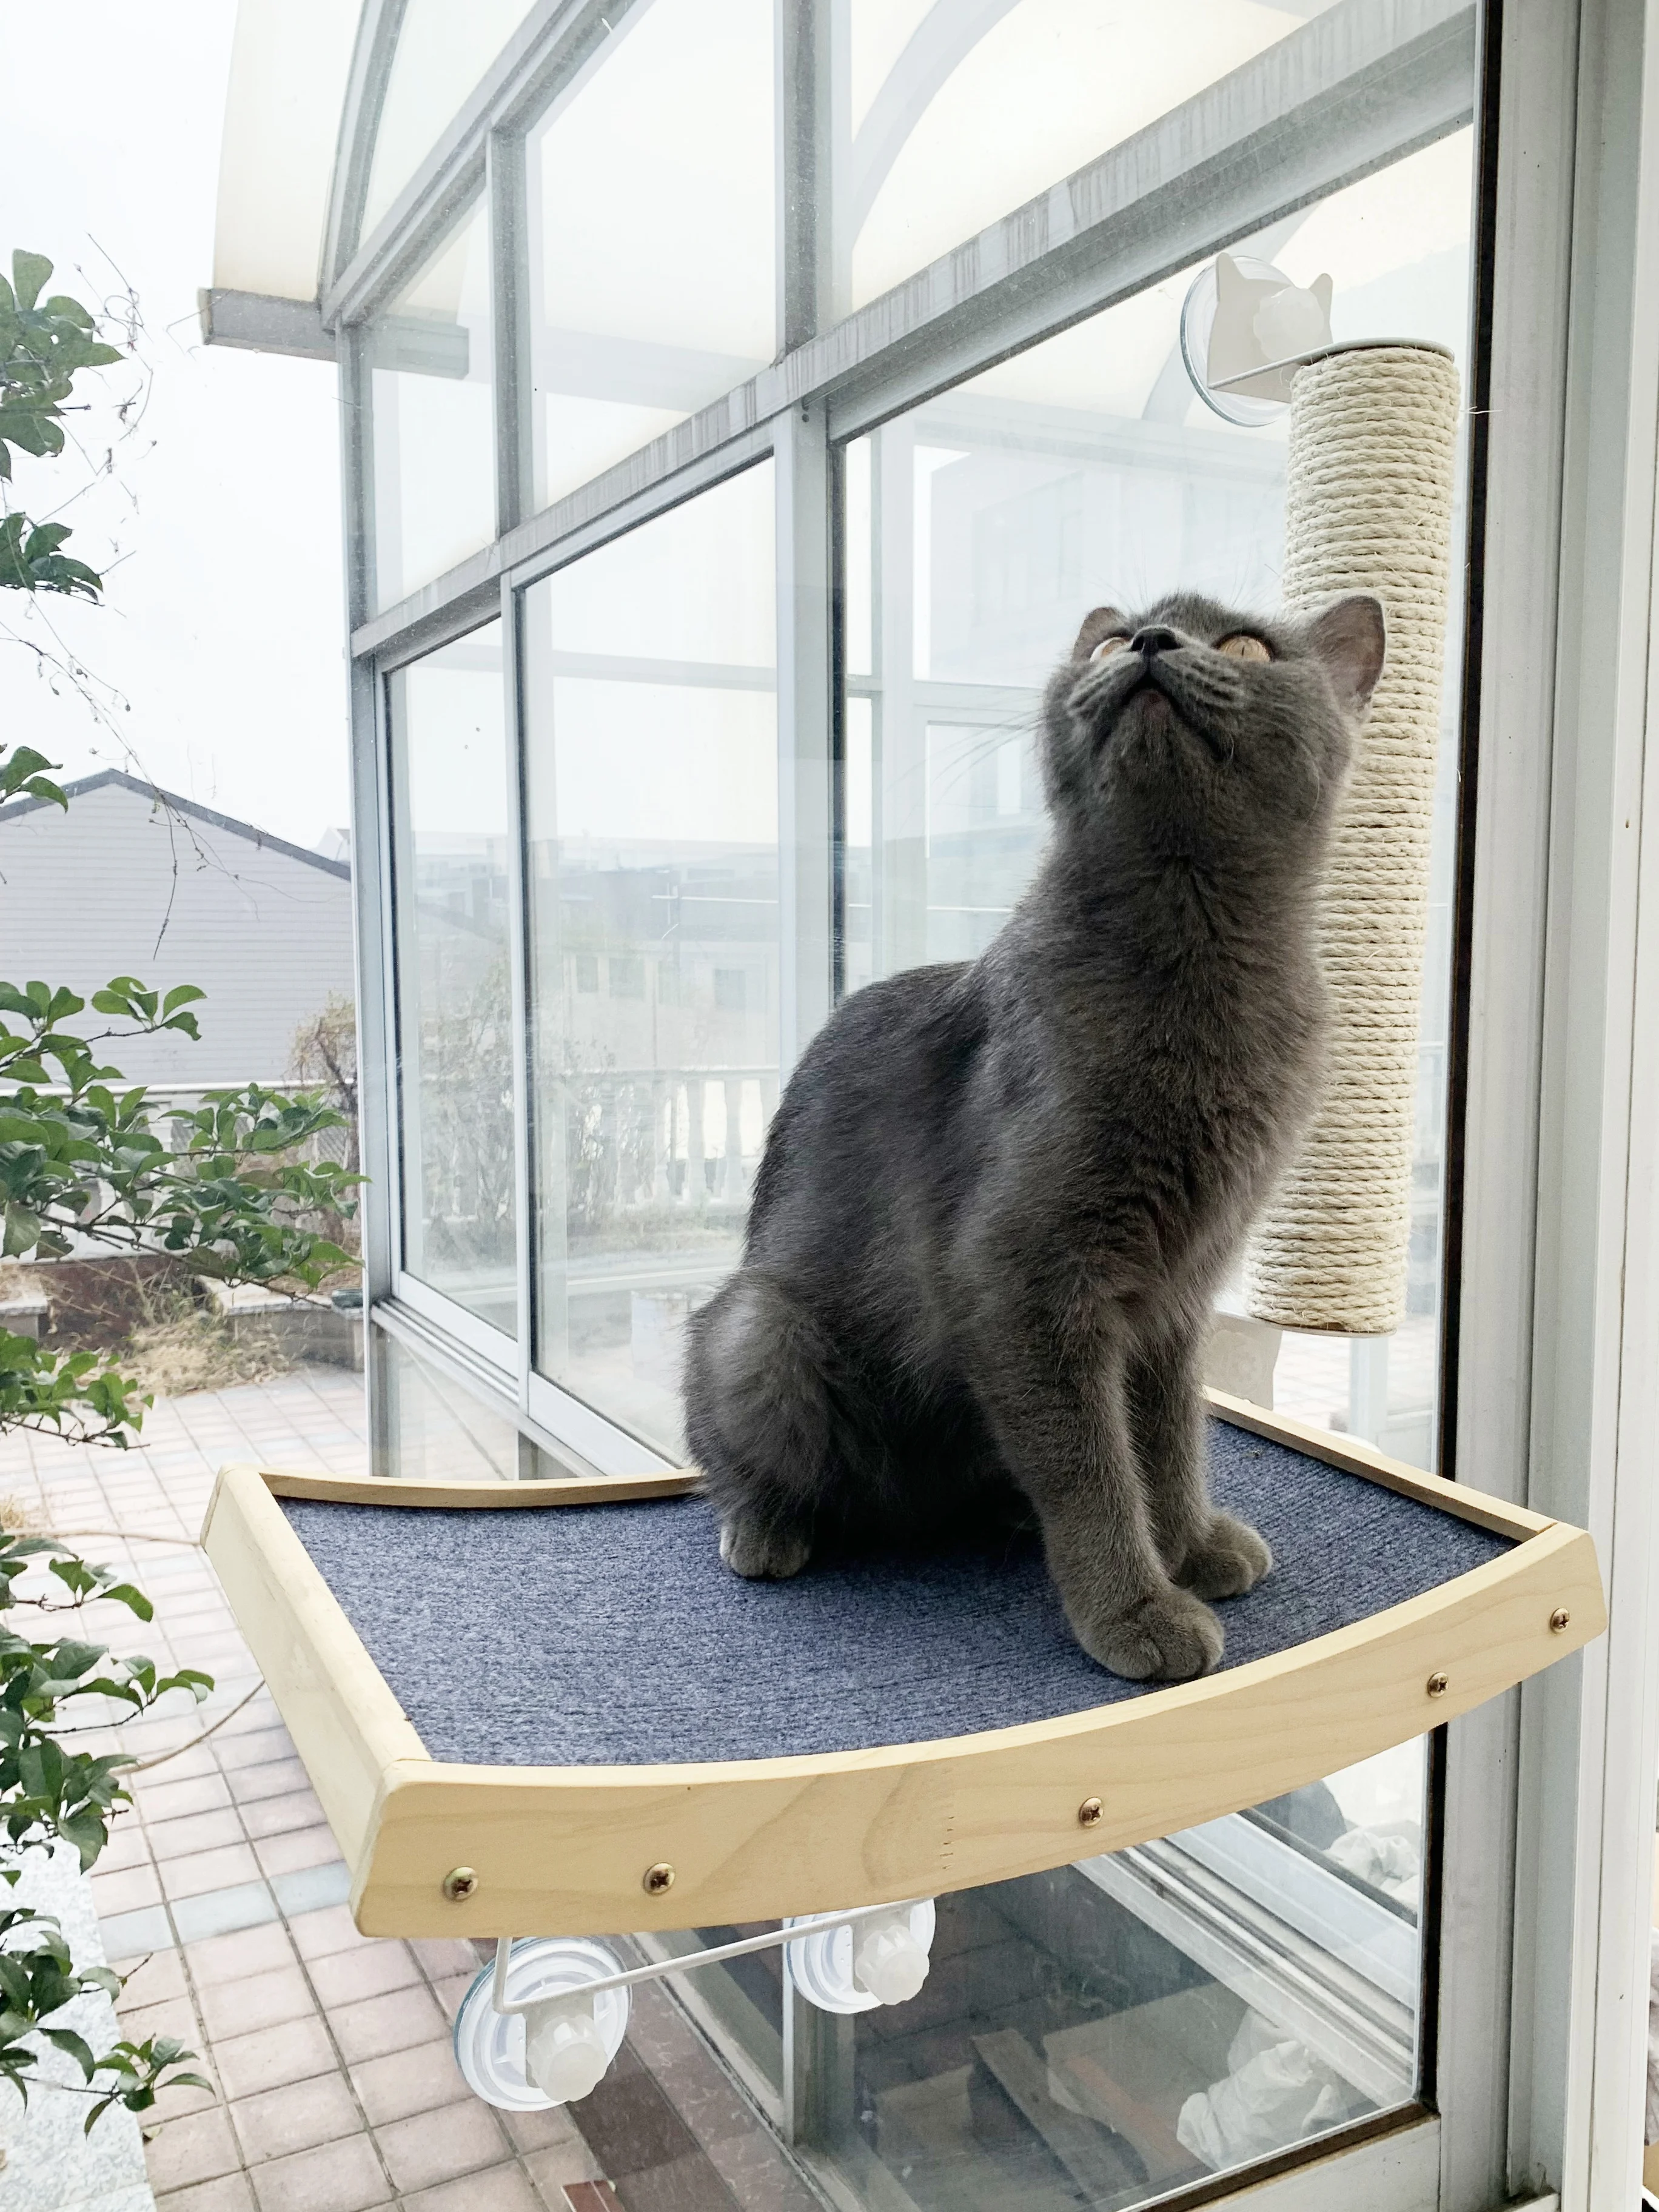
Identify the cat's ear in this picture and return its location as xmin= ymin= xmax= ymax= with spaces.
xmin=1073 ymin=606 xmax=1130 ymax=661
xmin=1302 ymin=592 xmax=1386 ymax=713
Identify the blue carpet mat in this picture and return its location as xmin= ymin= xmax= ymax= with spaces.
xmin=280 ymin=1419 xmax=1510 ymax=1767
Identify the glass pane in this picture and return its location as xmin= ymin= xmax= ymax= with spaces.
xmin=361 ymin=0 xmax=540 ymax=240
xmin=368 ymin=196 xmax=494 ymax=611
xmin=842 ymin=132 xmax=1473 ymax=1467
xmin=783 ymin=1746 xmax=1428 ymax=2210
xmin=372 ymin=1328 xmax=577 ymax=1484
xmin=546 ymin=1746 xmax=1428 ymax=2208
xmin=526 ymin=0 xmax=775 ymax=509
xmin=389 ymin=620 xmax=518 ymax=1340
xmin=524 ymin=463 xmax=778 ymax=1453
xmin=838 ymin=0 xmax=1352 ymax=312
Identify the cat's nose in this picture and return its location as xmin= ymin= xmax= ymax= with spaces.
xmin=1129 ymin=625 xmax=1182 ymax=659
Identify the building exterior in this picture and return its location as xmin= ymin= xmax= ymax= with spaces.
xmin=0 ymin=769 xmax=354 ymax=1086
xmin=201 ymin=6 xmax=1659 ymax=2210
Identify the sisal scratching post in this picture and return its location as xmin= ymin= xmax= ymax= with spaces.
xmin=1244 ymin=343 xmax=1460 ymax=1337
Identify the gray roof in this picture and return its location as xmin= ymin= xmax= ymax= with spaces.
xmin=0 ymin=769 xmax=350 ymax=881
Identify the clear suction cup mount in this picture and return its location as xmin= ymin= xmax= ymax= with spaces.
xmin=453 ymin=1937 xmax=630 ymax=2110
xmin=785 ymin=1900 xmax=937 ymax=2014
xmin=1180 ymin=250 xmax=1335 ymax=426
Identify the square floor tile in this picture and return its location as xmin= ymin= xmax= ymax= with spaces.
xmin=213 ymin=2014 xmax=338 ymax=2102
xmin=246 ymin=2131 xmax=389 ymax=2212
xmin=147 ymin=1806 xmax=249 ymax=1861
xmin=232 ymin=2070 xmax=364 ymax=2164
xmin=92 ymin=1862 xmax=164 ymax=1915
xmin=307 ymin=1940 xmax=420 ymax=2010
xmin=186 ymin=1919 xmax=298 ymax=1988
xmin=198 ymin=1963 xmax=317 ymax=2040
xmin=375 ymin=2096 xmax=511 ymax=2193
xmin=348 ymin=2037 xmax=469 ymax=2127
xmin=172 ymin=1880 xmax=280 ymax=1945
xmin=329 ymin=1982 xmax=447 ymax=2066
xmin=163 ymin=1843 xmax=263 ymax=1900
xmin=146 ymin=2102 xmax=242 ymax=2193
xmin=102 ymin=1902 xmax=177 ymax=1961
xmin=403 ymin=2165 xmax=542 ymax=2212
xmin=156 ymin=2173 xmax=258 ymax=2211
xmin=270 ymin=1863 xmax=353 ymax=1917
xmin=255 ymin=1826 xmax=341 ymax=1878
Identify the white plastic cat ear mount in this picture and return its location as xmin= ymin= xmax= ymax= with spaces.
xmin=1180 ymin=251 xmax=1335 ymax=426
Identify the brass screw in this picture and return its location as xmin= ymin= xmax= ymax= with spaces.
xmin=1550 ymin=1607 xmax=1571 ymax=1633
xmin=1078 ymin=1797 xmax=1104 ymax=1828
xmin=1426 ymin=1671 xmax=1449 ymax=1699
xmin=441 ymin=1866 xmax=478 ymax=1903
xmin=643 ymin=1862 xmax=676 ymax=1897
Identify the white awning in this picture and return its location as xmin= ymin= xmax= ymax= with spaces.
xmin=213 ymin=0 xmax=361 ymax=304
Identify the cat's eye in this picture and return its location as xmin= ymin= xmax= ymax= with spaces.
xmin=1088 ymin=635 xmax=1130 ymax=662
xmin=1216 ymin=633 xmax=1272 ymax=662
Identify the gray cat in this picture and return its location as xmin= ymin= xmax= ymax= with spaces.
xmin=683 ymin=591 xmax=1384 ymax=1681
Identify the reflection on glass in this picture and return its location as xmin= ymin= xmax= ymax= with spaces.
xmin=842 ymin=135 xmax=1473 ymax=1466
xmin=786 ymin=1745 xmax=1426 ymax=2209
xmin=524 ymin=463 xmax=777 ymax=1453
xmin=837 ymin=0 xmax=1346 ymax=311
xmin=389 ymin=621 xmax=518 ymax=1340
xmin=369 ymin=197 xmax=494 ymax=611
xmin=361 ymin=0 xmax=540 ymax=240
xmin=526 ymin=0 xmax=774 ymax=508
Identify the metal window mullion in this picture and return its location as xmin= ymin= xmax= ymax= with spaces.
xmin=321 ymin=0 xmax=406 ymax=292
xmin=324 ymin=0 xmax=643 ymax=330
xmin=501 ymin=571 xmax=534 ymax=1409
xmin=775 ymin=404 xmax=834 ymax=1078
xmin=488 ymin=128 xmax=533 ymax=537
xmin=778 ymin=0 xmax=831 ymax=354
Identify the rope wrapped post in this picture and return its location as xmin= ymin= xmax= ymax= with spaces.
xmin=1244 ymin=343 xmax=1461 ymax=1337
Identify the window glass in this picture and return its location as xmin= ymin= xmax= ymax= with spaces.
xmin=838 ymin=0 xmax=1349 ymax=311
xmin=360 ymin=0 xmax=540 ymax=241
xmin=567 ymin=1745 xmax=1427 ymax=2207
xmin=523 ymin=463 xmax=777 ymax=1453
xmin=842 ymin=132 xmax=1473 ymax=1463
xmin=368 ymin=196 xmax=494 ymax=611
xmin=526 ymin=0 xmax=775 ymax=509
xmin=794 ymin=1747 xmax=1427 ymax=2210
xmin=389 ymin=620 xmax=518 ymax=1342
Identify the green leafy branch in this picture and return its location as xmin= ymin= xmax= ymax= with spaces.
xmin=0 ymin=1902 xmax=210 ymax=2133
xmin=0 ymin=250 xmax=121 ymax=602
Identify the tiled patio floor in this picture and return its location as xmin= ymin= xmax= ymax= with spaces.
xmin=0 ymin=1369 xmax=808 ymax=2212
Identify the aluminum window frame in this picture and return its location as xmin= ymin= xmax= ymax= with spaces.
xmin=320 ymin=1 xmax=1651 ymax=2205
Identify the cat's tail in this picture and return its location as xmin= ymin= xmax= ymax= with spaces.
xmin=683 ymin=1272 xmax=833 ymax=1544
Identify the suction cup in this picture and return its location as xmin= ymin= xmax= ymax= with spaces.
xmin=1180 ymin=250 xmax=1334 ymax=426
xmin=785 ymin=1901 xmax=936 ymax=2014
xmin=453 ymin=1937 xmax=629 ymax=2110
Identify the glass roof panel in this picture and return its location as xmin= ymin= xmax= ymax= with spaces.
xmin=842 ymin=0 xmax=1342 ymax=312
xmin=361 ymin=0 xmax=540 ymax=240
xmin=213 ymin=0 xmax=359 ymax=301
xmin=528 ymin=0 xmax=775 ymax=509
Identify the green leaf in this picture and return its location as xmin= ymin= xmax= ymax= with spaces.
xmin=42 ymin=2028 xmax=95 ymax=2081
xmin=11 ymin=253 xmax=52 ymax=312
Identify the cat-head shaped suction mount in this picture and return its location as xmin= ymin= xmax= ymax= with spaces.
xmin=1040 ymin=592 xmax=1386 ymax=857
xmin=1180 ymin=250 xmax=1336 ymax=426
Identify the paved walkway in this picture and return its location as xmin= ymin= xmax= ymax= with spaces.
xmin=0 ymin=1371 xmax=610 ymax=2212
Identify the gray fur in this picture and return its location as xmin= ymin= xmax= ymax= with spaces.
xmin=683 ymin=589 xmax=1385 ymax=1680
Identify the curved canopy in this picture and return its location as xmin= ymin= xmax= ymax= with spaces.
xmin=213 ymin=0 xmax=359 ymax=303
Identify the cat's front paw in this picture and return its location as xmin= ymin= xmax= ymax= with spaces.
xmin=1071 ymin=1586 xmax=1223 ymax=1681
xmin=1176 ymin=1512 xmax=1273 ymax=1600
xmin=719 ymin=1515 xmax=810 ymax=1580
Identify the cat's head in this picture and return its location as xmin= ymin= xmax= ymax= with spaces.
xmin=1040 ymin=589 xmax=1385 ymax=862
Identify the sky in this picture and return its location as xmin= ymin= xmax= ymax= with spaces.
xmin=1 ymin=4 xmax=349 ymax=850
